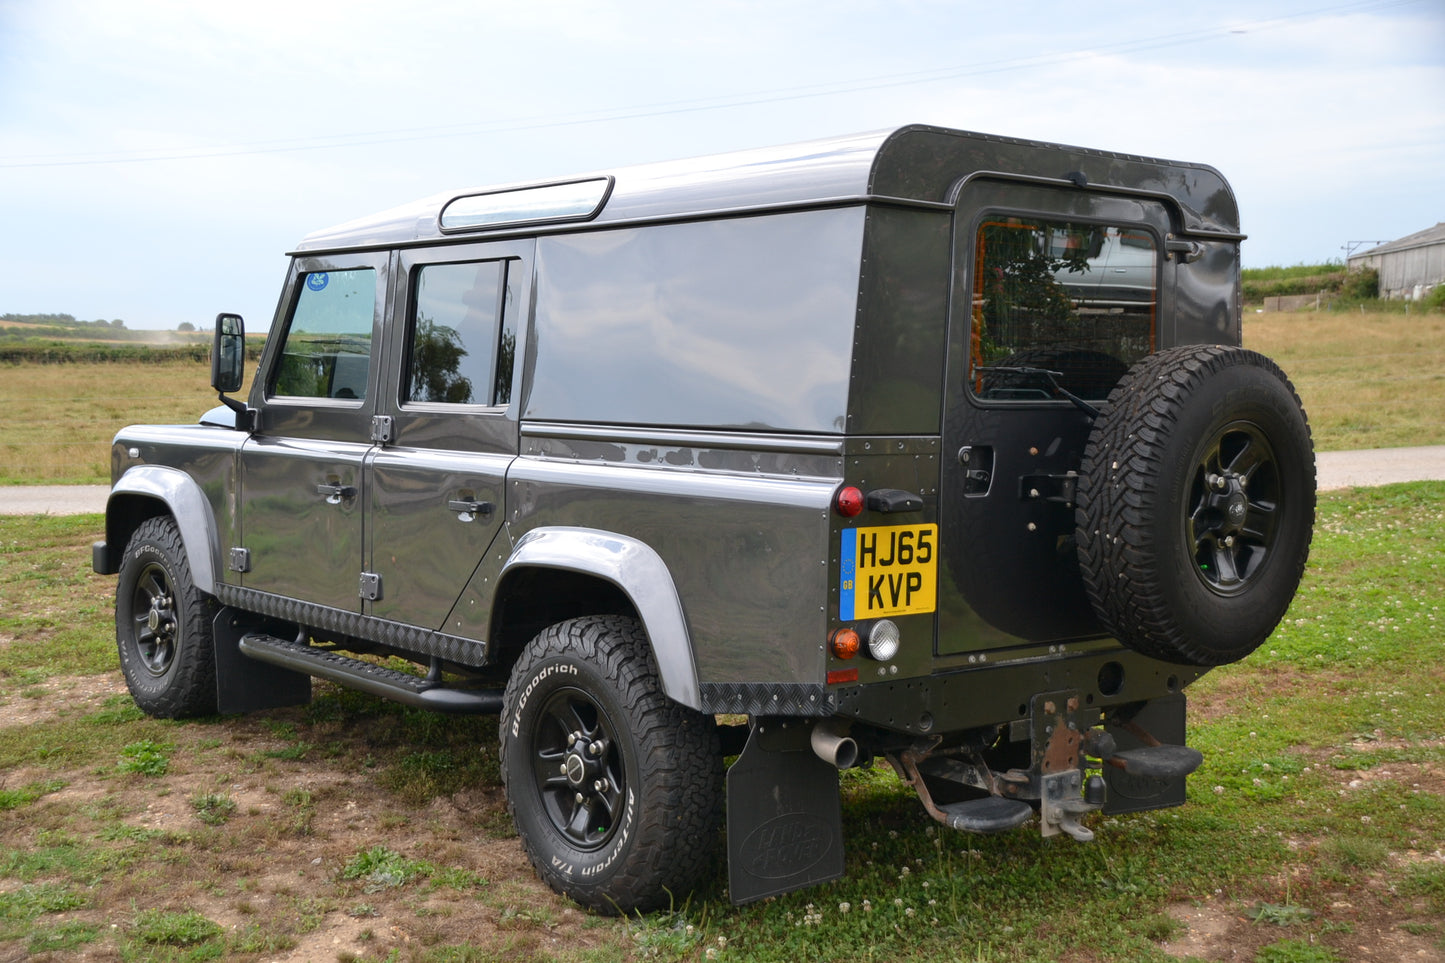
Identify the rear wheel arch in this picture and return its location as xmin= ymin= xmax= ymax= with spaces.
xmin=491 ymin=528 xmax=701 ymax=710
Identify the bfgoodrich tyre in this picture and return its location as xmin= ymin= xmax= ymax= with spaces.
xmin=1075 ymin=345 xmax=1315 ymax=666
xmin=500 ymin=616 xmax=722 ymax=914
xmin=115 ymin=516 xmax=218 ymax=717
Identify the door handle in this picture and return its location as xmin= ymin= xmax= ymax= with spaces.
xmin=448 ymin=498 xmax=493 ymax=521
xmin=316 ymin=482 xmax=356 ymax=504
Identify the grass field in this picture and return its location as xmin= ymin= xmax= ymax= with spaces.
xmin=1243 ymin=309 xmax=1445 ymax=452
xmin=0 ymin=360 xmax=254 ymax=486
xmin=1 ymin=485 xmax=1442 ymax=962
xmin=0 ymin=308 xmax=1441 ymax=486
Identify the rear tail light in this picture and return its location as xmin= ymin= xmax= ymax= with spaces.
xmin=835 ymin=485 xmax=864 ymax=517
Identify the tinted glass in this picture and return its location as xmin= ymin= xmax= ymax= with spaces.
xmin=272 ymin=268 xmax=376 ymax=400
xmin=971 ymin=219 xmax=1156 ymax=402
xmin=405 ymin=260 xmax=514 ymax=406
xmin=527 ymin=209 xmax=864 ymax=432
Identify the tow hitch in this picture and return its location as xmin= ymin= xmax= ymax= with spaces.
xmin=890 ymin=691 xmax=1203 ymax=842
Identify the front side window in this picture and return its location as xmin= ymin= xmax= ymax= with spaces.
xmin=404 ymin=260 xmax=515 ymax=406
xmin=971 ymin=218 xmax=1157 ymax=402
xmin=272 ymin=268 xmax=376 ymax=400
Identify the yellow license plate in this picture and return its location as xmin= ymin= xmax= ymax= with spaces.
xmin=839 ymin=524 xmax=938 ymax=620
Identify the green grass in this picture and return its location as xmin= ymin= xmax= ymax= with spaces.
xmin=1 ymin=486 xmax=1443 ymax=960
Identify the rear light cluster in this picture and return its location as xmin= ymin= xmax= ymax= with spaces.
xmin=830 ymin=619 xmax=900 ymax=662
xmin=831 ymin=486 xmax=904 ymax=684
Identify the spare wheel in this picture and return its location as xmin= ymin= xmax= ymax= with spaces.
xmin=1075 ymin=345 xmax=1315 ymax=666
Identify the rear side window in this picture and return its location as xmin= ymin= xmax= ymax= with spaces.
xmin=403 ymin=260 xmax=516 ymax=407
xmin=971 ymin=219 xmax=1156 ymax=402
xmin=272 ymin=268 xmax=377 ymax=400
xmin=527 ymin=208 xmax=863 ymax=432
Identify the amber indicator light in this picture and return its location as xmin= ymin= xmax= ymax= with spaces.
xmin=830 ymin=627 xmax=860 ymax=659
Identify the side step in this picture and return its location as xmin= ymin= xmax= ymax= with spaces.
xmin=937 ymin=796 xmax=1034 ymax=834
xmin=1110 ymin=744 xmax=1204 ymax=779
xmin=237 ymin=633 xmax=504 ymax=715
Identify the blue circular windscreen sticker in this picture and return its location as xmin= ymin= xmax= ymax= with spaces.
xmin=306 ymin=273 xmax=329 ymax=292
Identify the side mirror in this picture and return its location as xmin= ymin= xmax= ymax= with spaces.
xmin=211 ymin=313 xmax=246 ymax=393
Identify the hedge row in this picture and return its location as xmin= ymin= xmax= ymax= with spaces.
xmin=0 ymin=340 xmax=264 ymax=364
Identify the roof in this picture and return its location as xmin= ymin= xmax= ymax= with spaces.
xmin=293 ymin=124 xmax=1240 ymax=254
xmin=1349 ymin=222 xmax=1445 ymax=261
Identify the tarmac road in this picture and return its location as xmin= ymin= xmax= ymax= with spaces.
xmin=2 ymin=446 xmax=1443 ymax=516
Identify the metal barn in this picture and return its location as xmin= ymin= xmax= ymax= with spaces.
xmin=1348 ymin=222 xmax=1445 ymax=299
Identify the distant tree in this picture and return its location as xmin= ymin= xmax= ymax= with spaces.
xmin=111 ymin=319 xmax=126 ymax=329
xmin=177 ymin=322 xmax=196 ymax=333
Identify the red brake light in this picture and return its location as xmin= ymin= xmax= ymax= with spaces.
xmin=836 ymin=486 xmax=864 ymax=517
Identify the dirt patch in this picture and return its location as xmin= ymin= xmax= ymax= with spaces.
xmin=0 ymin=673 xmax=628 ymax=961
xmin=1161 ymin=896 xmax=1445 ymax=961
xmin=0 ymin=674 xmax=127 ymax=729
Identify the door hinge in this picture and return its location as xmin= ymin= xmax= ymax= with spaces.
xmin=1020 ymin=472 xmax=1079 ymax=507
xmin=371 ymin=415 xmax=394 ymax=444
xmin=359 ymin=572 xmax=383 ymax=601
xmin=228 ymin=548 xmax=251 ymax=573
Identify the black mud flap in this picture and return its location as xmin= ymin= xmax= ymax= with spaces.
xmin=1103 ymin=693 xmax=1190 ymax=815
xmin=726 ymin=718 xmax=845 ymax=905
xmin=212 ymin=608 xmax=311 ymax=715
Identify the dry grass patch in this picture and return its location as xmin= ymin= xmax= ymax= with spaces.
xmin=1244 ymin=309 xmax=1445 ymax=451
xmin=0 ymin=359 xmax=254 ymax=485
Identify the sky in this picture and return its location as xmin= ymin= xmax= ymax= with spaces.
xmin=1 ymin=0 xmax=1442 ymax=330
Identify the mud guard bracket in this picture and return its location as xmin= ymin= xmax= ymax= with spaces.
xmin=726 ymin=718 xmax=845 ymax=905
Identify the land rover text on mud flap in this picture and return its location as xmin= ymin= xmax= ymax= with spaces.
xmin=94 ymin=125 xmax=1315 ymax=914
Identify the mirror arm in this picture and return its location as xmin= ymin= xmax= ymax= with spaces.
xmin=216 ymin=392 xmax=255 ymax=432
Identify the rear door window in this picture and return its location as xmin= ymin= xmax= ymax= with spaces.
xmin=403 ymin=260 xmax=515 ymax=407
xmin=972 ymin=218 xmax=1157 ymax=402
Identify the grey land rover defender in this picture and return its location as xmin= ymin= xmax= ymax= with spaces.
xmin=93 ymin=125 xmax=1315 ymax=913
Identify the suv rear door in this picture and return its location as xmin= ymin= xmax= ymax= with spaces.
xmin=937 ymin=179 xmax=1175 ymax=655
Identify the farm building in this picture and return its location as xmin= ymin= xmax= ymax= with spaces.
xmin=1347 ymin=222 xmax=1445 ymax=300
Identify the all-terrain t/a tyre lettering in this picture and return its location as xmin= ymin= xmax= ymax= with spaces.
xmin=1075 ymin=345 xmax=1315 ymax=666
xmin=500 ymin=616 xmax=722 ymax=914
xmin=115 ymin=516 xmax=219 ymax=718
